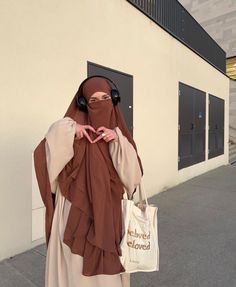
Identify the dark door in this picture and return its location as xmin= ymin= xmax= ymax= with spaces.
xmin=208 ymin=95 xmax=224 ymax=159
xmin=87 ymin=61 xmax=133 ymax=135
xmin=178 ymin=82 xmax=206 ymax=169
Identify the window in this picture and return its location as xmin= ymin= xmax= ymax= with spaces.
xmin=226 ymin=56 xmax=236 ymax=80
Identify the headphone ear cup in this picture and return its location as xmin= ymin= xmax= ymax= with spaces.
xmin=111 ymin=89 xmax=120 ymax=106
xmin=76 ymin=95 xmax=88 ymax=112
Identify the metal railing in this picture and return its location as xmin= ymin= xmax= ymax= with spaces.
xmin=127 ymin=0 xmax=226 ymax=73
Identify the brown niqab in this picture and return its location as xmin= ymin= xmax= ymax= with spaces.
xmin=33 ymin=76 xmax=143 ymax=276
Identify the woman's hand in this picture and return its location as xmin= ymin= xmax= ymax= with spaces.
xmin=75 ymin=124 xmax=96 ymax=143
xmin=93 ymin=126 xmax=118 ymax=143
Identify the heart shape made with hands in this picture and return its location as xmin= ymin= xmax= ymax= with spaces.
xmin=85 ymin=128 xmax=107 ymax=144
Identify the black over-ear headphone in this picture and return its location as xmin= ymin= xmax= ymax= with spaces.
xmin=76 ymin=75 xmax=120 ymax=112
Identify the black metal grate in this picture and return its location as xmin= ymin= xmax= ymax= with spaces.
xmin=127 ymin=0 xmax=226 ymax=73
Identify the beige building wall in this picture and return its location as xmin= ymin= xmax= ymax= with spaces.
xmin=0 ymin=0 xmax=229 ymax=260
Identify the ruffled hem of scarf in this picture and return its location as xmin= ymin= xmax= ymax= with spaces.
xmin=62 ymin=205 xmax=125 ymax=276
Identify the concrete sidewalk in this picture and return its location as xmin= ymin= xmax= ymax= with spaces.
xmin=1 ymin=164 xmax=236 ymax=287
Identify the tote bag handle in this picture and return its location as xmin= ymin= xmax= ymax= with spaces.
xmin=123 ymin=180 xmax=149 ymax=207
xmin=137 ymin=180 xmax=149 ymax=210
xmin=138 ymin=181 xmax=159 ymax=253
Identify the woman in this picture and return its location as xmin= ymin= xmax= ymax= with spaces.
xmin=34 ymin=76 xmax=143 ymax=287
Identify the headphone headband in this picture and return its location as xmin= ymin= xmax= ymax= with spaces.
xmin=76 ymin=75 xmax=120 ymax=112
xmin=77 ymin=75 xmax=119 ymax=96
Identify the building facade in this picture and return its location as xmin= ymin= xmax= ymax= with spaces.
xmin=0 ymin=0 xmax=229 ymax=260
xmin=179 ymin=0 xmax=236 ymax=160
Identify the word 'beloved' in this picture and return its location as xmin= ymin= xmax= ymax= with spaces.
xmin=127 ymin=228 xmax=150 ymax=250
xmin=127 ymin=239 xmax=150 ymax=250
xmin=128 ymin=228 xmax=150 ymax=239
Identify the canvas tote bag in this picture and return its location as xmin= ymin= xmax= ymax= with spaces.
xmin=119 ymin=181 xmax=159 ymax=273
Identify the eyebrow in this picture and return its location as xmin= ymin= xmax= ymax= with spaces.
xmin=90 ymin=94 xmax=110 ymax=99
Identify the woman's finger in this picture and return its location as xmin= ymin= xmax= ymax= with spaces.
xmin=76 ymin=124 xmax=82 ymax=134
xmin=106 ymin=131 xmax=117 ymax=141
xmin=75 ymin=130 xmax=83 ymax=140
xmin=104 ymin=134 xmax=113 ymax=142
xmin=104 ymin=131 xmax=113 ymax=138
xmin=92 ymin=134 xmax=104 ymax=143
xmin=103 ymin=132 xmax=110 ymax=139
xmin=84 ymin=125 xmax=96 ymax=133
xmin=96 ymin=126 xmax=106 ymax=134
xmin=104 ymin=132 xmax=113 ymax=139
xmin=93 ymin=130 xmax=111 ymax=143
xmin=83 ymin=129 xmax=93 ymax=143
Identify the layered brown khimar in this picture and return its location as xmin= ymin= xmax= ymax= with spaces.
xmin=34 ymin=77 xmax=143 ymax=276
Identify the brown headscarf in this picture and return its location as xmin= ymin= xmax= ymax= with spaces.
xmin=33 ymin=76 xmax=143 ymax=276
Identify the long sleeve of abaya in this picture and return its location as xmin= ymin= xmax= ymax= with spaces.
xmin=109 ymin=127 xmax=142 ymax=199
xmin=44 ymin=117 xmax=141 ymax=200
xmin=45 ymin=116 xmax=77 ymax=193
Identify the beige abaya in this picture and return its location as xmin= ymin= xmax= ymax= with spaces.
xmin=43 ymin=117 xmax=142 ymax=287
